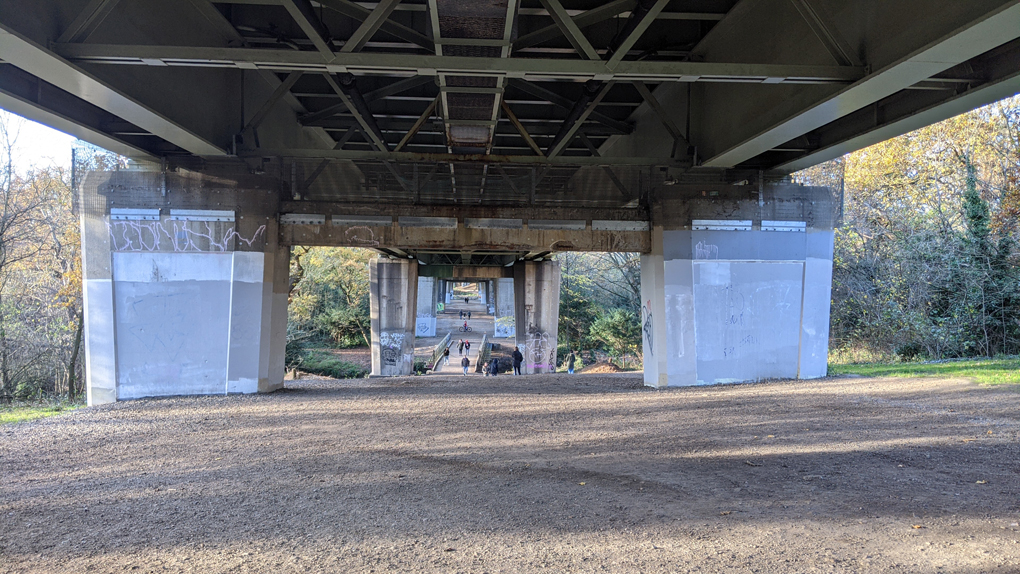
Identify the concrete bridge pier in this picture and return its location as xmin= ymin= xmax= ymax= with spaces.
xmin=79 ymin=170 xmax=288 ymax=406
xmin=640 ymin=184 xmax=835 ymax=387
xmin=514 ymin=261 xmax=561 ymax=374
xmin=493 ymin=278 xmax=515 ymax=339
xmin=415 ymin=277 xmax=438 ymax=337
xmin=370 ymin=258 xmax=419 ymax=376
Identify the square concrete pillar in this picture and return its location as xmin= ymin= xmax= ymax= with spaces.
xmin=513 ymin=261 xmax=560 ymax=374
xmin=640 ymin=226 xmax=670 ymax=388
xmin=78 ymin=170 xmax=288 ymax=403
xmin=415 ymin=276 xmax=437 ymax=337
xmin=80 ymin=189 xmax=117 ymax=406
xmin=370 ymin=258 xmax=419 ymax=376
xmin=257 ymin=240 xmax=289 ymax=393
xmin=643 ymin=217 xmax=834 ymax=386
xmin=799 ymin=230 xmax=835 ymax=378
xmin=494 ymin=277 xmax=515 ymax=338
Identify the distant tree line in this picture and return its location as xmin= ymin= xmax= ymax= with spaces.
xmin=0 ymin=113 xmax=103 ymax=401
xmin=799 ymin=96 xmax=1020 ymax=361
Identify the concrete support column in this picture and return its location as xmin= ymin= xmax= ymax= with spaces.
xmin=640 ymin=226 xmax=671 ymax=388
xmin=513 ymin=261 xmax=560 ymax=374
xmin=644 ymin=211 xmax=834 ymax=386
xmin=256 ymin=239 xmax=289 ymax=393
xmin=494 ymin=277 xmax=515 ymax=338
xmin=370 ymin=258 xmax=418 ymax=376
xmin=415 ymin=276 xmax=437 ymax=337
xmin=431 ymin=277 xmax=440 ymax=319
xmin=81 ymin=189 xmax=117 ymax=406
xmin=79 ymin=170 xmax=288 ymax=403
xmin=798 ymin=230 xmax=835 ymax=378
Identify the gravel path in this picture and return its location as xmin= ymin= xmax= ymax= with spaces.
xmin=2 ymin=374 xmax=1019 ymax=573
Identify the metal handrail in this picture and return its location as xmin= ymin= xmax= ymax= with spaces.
xmin=474 ymin=333 xmax=490 ymax=373
xmin=429 ymin=332 xmax=452 ymax=371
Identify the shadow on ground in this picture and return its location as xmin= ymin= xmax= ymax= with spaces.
xmin=1 ymin=374 xmax=1018 ymax=573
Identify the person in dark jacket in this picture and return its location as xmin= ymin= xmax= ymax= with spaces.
xmin=567 ymin=351 xmax=576 ymax=374
xmin=512 ymin=346 xmax=523 ymax=375
xmin=443 ymin=346 xmax=450 ymax=365
xmin=461 ymin=355 xmax=470 ymax=376
xmin=488 ymin=358 xmax=499 ymax=376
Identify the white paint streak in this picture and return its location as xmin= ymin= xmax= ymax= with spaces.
xmin=108 ymin=219 xmax=266 ymax=252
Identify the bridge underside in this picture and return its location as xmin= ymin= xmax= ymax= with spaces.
xmin=3 ymin=1 xmax=1018 ymax=402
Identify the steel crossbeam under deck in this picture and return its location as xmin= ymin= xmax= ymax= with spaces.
xmin=51 ymin=44 xmax=866 ymax=85
xmin=2 ymin=0 xmax=1019 ymax=181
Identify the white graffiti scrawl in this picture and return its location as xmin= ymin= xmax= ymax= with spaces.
xmin=525 ymin=329 xmax=555 ymax=371
xmin=379 ymin=331 xmax=406 ymax=367
xmin=695 ymin=241 xmax=719 ymax=260
xmin=108 ymin=219 xmax=266 ymax=253
xmin=642 ymin=299 xmax=654 ymax=355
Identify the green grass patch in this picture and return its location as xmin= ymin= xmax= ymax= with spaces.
xmin=298 ymin=351 xmax=369 ymax=379
xmin=829 ymin=357 xmax=1020 ymax=385
xmin=0 ymin=402 xmax=80 ymax=425
xmin=287 ymin=341 xmax=370 ymax=380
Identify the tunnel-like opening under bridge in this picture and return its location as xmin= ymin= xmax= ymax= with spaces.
xmin=80 ymin=163 xmax=835 ymax=403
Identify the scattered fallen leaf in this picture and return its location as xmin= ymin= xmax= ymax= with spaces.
xmin=912 ymin=525 xmax=925 ymax=529
xmin=214 ymin=457 xmax=222 ymax=460
xmin=767 ymin=435 xmax=775 ymax=438
xmin=987 ymin=430 xmax=994 ymax=435
xmin=976 ymin=480 xmax=988 ymax=484
xmin=720 ymin=511 xmax=731 ymax=516
xmin=578 ymin=482 xmax=586 ymax=486
xmin=444 ymin=548 xmax=456 ymax=552
xmin=744 ymin=461 xmax=762 ymax=467
xmin=961 ymin=439 xmax=976 ymax=443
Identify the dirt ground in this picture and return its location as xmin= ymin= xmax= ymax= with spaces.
xmin=2 ymin=374 xmax=1019 ymax=573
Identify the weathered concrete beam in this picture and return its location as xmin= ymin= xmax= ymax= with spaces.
xmin=281 ymin=221 xmax=651 ymax=253
xmin=418 ymin=265 xmax=515 ymax=279
xmin=651 ymin=183 xmax=837 ymax=232
xmin=280 ymin=201 xmax=649 ymax=222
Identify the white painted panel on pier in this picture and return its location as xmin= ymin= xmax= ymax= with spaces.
xmin=112 ymin=252 xmax=232 ymax=399
xmin=692 ymin=261 xmax=804 ymax=384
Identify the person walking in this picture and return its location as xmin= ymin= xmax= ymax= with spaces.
xmin=443 ymin=346 xmax=450 ymax=365
xmin=488 ymin=358 xmax=499 ymax=376
xmin=458 ymin=339 xmax=465 ymax=355
xmin=461 ymin=355 xmax=470 ymax=376
xmin=465 ymin=340 xmax=471 ymax=354
xmin=468 ymin=311 xmax=471 ymax=320
xmin=567 ymin=350 xmax=576 ymax=374
xmin=512 ymin=346 xmax=523 ymax=376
